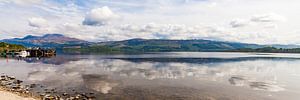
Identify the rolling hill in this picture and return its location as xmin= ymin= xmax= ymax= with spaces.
xmin=3 ymin=34 xmax=300 ymax=53
xmin=64 ymin=38 xmax=264 ymax=53
xmin=1 ymin=34 xmax=90 ymax=48
xmin=97 ymin=38 xmax=263 ymax=51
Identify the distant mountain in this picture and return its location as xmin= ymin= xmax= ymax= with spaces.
xmin=63 ymin=38 xmax=265 ymax=53
xmin=1 ymin=34 xmax=90 ymax=48
xmin=99 ymin=38 xmax=263 ymax=51
xmin=3 ymin=34 xmax=300 ymax=53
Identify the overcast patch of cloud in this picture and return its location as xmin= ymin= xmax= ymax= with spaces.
xmin=27 ymin=21 xmax=289 ymax=45
xmin=28 ymin=17 xmax=48 ymax=28
xmin=229 ymin=19 xmax=249 ymax=28
xmin=83 ymin=6 xmax=119 ymax=26
xmin=229 ymin=13 xmax=286 ymax=29
xmin=251 ymin=13 xmax=286 ymax=23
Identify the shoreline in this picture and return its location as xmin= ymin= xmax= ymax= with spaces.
xmin=0 ymin=88 xmax=36 ymax=100
xmin=0 ymin=74 xmax=97 ymax=100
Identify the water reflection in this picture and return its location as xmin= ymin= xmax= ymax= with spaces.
xmin=24 ymin=58 xmax=294 ymax=92
xmin=23 ymin=56 xmax=81 ymax=65
xmin=1 ymin=55 xmax=82 ymax=65
xmin=228 ymin=76 xmax=284 ymax=92
xmin=82 ymin=74 xmax=119 ymax=94
xmin=1 ymin=52 xmax=300 ymax=99
xmin=115 ymin=57 xmax=300 ymax=64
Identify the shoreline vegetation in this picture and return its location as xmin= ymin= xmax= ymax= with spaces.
xmin=63 ymin=45 xmax=300 ymax=54
xmin=3 ymin=41 xmax=300 ymax=54
xmin=1 ymin=42 xmax=56 ymax=57
xmin=226 ymin=47 xmax=300 ymax=53
xmin=0 ymin=42 xmax=26 ymax=52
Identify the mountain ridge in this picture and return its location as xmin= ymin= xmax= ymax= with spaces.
xmin=1 ymin=34 xmax=90 ymax=48
xmin=89 ymin=38 xmax=263 ymax=52
xmin=2 ymin=34 xmax=300 ymax=53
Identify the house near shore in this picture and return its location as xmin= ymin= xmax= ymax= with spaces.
xmin=25 ymin=48 xmax=56 ymax=57
xmin=18 ymin=50 xmax=30 ymax=57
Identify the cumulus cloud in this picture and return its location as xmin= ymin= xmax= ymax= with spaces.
xmin=1 ymin=0 xmax=299 ymax=44
xmin=53 ymin=22 xmax=275 ymax=44
xmin=229 ymin=19 xmax=249 ymax=28
xmin=28 ymin=17 xmax=48 ymax=28
xmin=83 ymin=6 xmax=119 ymax=26
xmin=62 ymin=23 xmax=83 ymax=32
xmin=251 ymin=13 xmax=286 ymax=22
xmin=229 ymin=13 xmax=286 ymax=29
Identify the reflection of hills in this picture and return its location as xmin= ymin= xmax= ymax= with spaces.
xmin=6 ymin=54 xmax=300 ymax=65
xmin=113 ymin=57 xmax=300 ymax=64
xmin=23 ymin=56 xmax=296 ymax=93
xmin=21 ymin=55 xmax=82 ymax=65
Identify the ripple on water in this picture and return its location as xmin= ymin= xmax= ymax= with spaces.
xmin=228 ymin=76 xmax=285 ymax=92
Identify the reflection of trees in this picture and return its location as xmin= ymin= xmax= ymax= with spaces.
xmin=114 ymin=57 xmax=300 ymax=64
xmin=18 ymin=55 xmax=81 ymax=65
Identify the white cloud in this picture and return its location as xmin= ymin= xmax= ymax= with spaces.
xmin=251 ymin=13 xmax=287 ymax=22
xmin=83 ymin=6 xmax=119 ymax=26
xmin=263 ymin=23 xmax=277 ymax=29
xmin=229 ymin=13 xmax=286 ymax=30
xmin=62 ymin=23 xmax=83 ymax=32
xmin=28 ymin=17 xmax=48 ymax=28
xmin=0 ymin=0 xmax=42 ymax=6
xmin=1 ymin=0 xmax=300 ymax=44
xmin=229 ymin=19 xmax=249 ymax=28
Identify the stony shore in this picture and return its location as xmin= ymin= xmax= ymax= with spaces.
xmin=0 ymin=89 xmax=35 ymax=100
xmin=0 ymin=74 xmax=96 ymax=100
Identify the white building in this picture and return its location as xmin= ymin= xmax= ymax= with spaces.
xmin=18 ymin=50 xmax=30 ymax=57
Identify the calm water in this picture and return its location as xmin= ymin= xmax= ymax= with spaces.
xmin=1 ymin=52 xmax=300 ymax=100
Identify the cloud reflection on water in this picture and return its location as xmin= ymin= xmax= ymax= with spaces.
xmin=25 ymin=57 xmax=300 ymax=93
xmin=82 ymin=74 xmax=119 ymax=94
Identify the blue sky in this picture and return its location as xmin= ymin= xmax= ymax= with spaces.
xmin=0 ymin=0 xmax=299 ymax=44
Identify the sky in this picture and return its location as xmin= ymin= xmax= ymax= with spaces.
xmin=0 ymin=0 xmax=300 ymax=44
